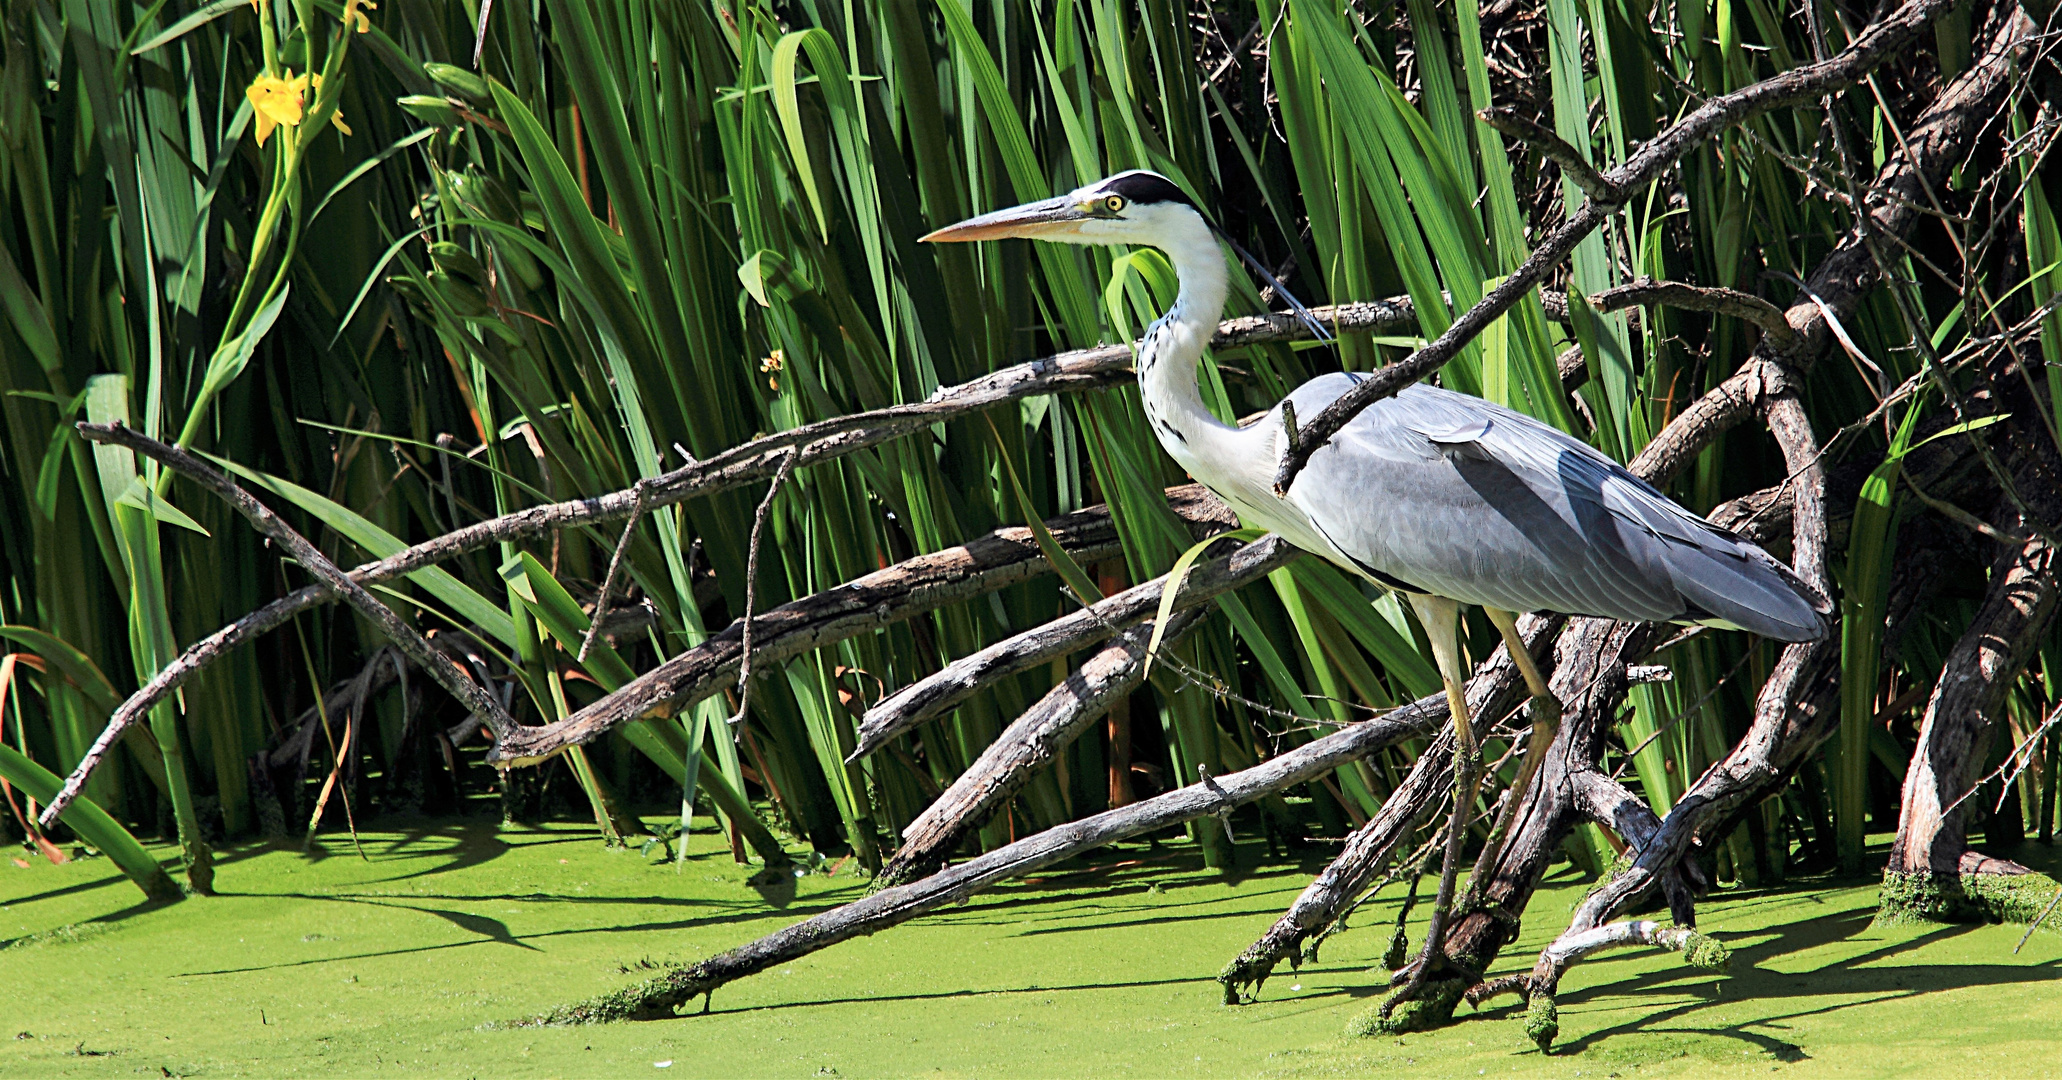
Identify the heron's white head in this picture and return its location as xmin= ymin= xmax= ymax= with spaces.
xmin=920 ymin=170 xmax=1210 ymax=250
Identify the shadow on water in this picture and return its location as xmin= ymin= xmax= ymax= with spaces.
xmin=694 ymin=973 xmax=1231 ymax=1016
xmin=1540 ymin=905 xmax=2061 ymax=1060
xmin=166 ymin=891 xmax=858 ymax=977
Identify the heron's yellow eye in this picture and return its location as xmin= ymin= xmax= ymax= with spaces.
xmin=1103 ymin=194 xmax=1126 ymax=214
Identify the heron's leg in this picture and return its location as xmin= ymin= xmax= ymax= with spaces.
xmin=1466 ymin=608 xmax=1563 ymax=907
xmin=1484 ymin=607 xmax=1552 ymax=700
xmin=1382 ymin=594 xmax=1479 ymax=1015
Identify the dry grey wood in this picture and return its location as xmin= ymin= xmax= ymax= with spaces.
xmin=1891 ymin=462 xmax=2062 ymax=875
xmin=1272 ymin=0 xmax=1955 ymax=493
xmin=1628 ymin=3 xmax=2032 ymax=486
xmin=1477 ymin=107 xmax=1619 ymax=202
xmin=1532 ymin=919 xmax=1725 ymax=975
xmin=1410 ymin=620 xmax=1669 ymax=1015
xmin=850 ymin=533 xmax=1293 ymax=761
xmin=874 ymin=606 xmax=1210 ymax=888
xmin=1588 ymin=278 xmax=1802 ymax=353
xmin=527 ymin=690 xmax=1449 ymax=1024
xmin=43 ymin=423 xmax=518 ymax=828
xmin=488 ymin=488 xmax=1240 ymax=766
xmin=1541 ymin=391 xmax=1833 ymax=968
xmin=1509 ymin=7 xmax=2038 ymax=994
xmin=724 ymin=449 xmax=799 ymax=729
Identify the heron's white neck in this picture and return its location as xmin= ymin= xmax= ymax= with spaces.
xmin=1133 ymin=215 xmax=1247 ymax=486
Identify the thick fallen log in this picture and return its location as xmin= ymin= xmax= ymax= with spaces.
xmin=874 ymin=606 xmax=1210 ymax=888
xmin=523 ymin=687 xmax=1453 ymax=1024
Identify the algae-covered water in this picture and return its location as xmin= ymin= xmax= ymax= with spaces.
xmin=5 ymin=819 xmax=2059 ymax=1077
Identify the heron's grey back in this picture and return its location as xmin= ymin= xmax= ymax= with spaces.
xmin=1282 ymin=377 xmax=1827 ymax=642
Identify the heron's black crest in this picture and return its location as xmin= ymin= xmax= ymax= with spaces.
xmin=1098 ymin=171 xmax=1197 ymax=211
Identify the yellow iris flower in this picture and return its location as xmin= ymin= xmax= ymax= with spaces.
xmin=246 ymin=68 xmax=353 ymax=146
xmin=245 ymin=69 xmax=307 ymax=148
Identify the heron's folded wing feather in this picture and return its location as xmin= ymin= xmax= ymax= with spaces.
xmin=1288 ymin=383 xmax=1825 ymax=640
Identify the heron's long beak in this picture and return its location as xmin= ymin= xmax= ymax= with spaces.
xmin=920 ymin=196 xmax=1091 ymax=243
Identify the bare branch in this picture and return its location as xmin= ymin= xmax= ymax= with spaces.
xmin=1217 ymin=612 xmax=1561 ymax=1000
xmin=486 ymin=489 xmax=1242 ymax=767
xmin=1478 ymin=107 xmax=1619 ymax=202
xmin=875 ymin=606 xmax=1210 ymax=888
xmin=69 ymin=298 xmax=1423 ymax=787
xmin=1546 ymin=390 xmax=1834 ymax=962
xmin=1630 ymin=6 xmax=2034 ymax=486
xmin=43 ymin=423 xmax=519 ymax=828
xmin=1588 ymin=278 xmax=1802 ymax=352
xmin=850 ymin=534 xmax=1298 ymax=761
xmin=521 ymin=685 xmax=1452 ymax=1025
xmin=1272 ymin=0 xmax=1957 ymax=494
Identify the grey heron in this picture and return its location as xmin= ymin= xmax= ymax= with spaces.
xmin=922 ymin=170 xmax=1828 ymax=1006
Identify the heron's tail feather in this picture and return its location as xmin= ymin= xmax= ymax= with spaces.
xmin=1666 ymin=539 xmax=1831 ymax=643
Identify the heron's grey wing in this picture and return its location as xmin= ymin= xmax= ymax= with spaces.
xmin=1281 ymin=379 xmax=1826 ymax=641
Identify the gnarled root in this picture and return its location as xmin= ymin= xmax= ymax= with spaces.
xmin=1464 ymin=920 xmax=1733 ymax=1051
xmin=1345 ymin=976 xmax=1469 ymax=1037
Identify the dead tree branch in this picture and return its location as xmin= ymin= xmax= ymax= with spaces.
xmin=851 ymin=534 xmax=1298 ymax=760
xmin=1538 ymin=391 xmax=1832 ymax=987
xmin=1272 ymin=0 xmax=1955 ymax=493
xmin=526 ymin=685 xmax=1455 ymax=1025
xmin=487 ymin=490 xmax=1242 ymax=766
xmin=875 ymin=607 xmax=1211 ymax=888
xmin=1533 ymin=12 xmax=2043 ymax=981
xmin=1217 ymin=613 xmax=1561 ymax=999
xmin=1478 ymin=108 xmax=1619 ymax=202
xmin=64 ymin=297 xmax=1417 ymax=799
xmin=1629 ymin=5 xmax=2034 ymax=485
xmin=1589 ymin=278 xmax=1802 ymax=352
xmin=44 ymin=423 xmax=518 ymax=827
